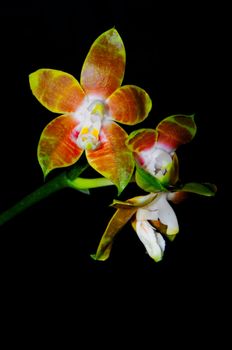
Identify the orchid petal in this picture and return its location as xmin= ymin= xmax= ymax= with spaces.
xmin=107 ymin=85 xmax=152 ymax=125
xmin=126 ymin=128 xmax=157 ymax=153
xmin=126 ymin=128 xmax=157 ymax=167
xmin=155 ymin=194 xmax=179 ymax=235
xmin=81 ymin=28 xmax=126 ymax=98
xmin=157 ymin=114 xmax=197 ymax=152
xmin=38 ymin=115 xmax=83 ymax=177
xmin=29 ymin=69 xmax=85 ymax=113
xmin=91 ymin=207 xmax=137 ymax=261
xmin=135 ymin=220 xmax=165 ymax=262
xmin=86 ymin=122 xmax=134 ymax=194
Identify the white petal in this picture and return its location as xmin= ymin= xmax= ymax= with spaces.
xmin=136 ymin=220 xmax=165 ymax=262
xmin=136 ymin=208 xmax=159 ymax=221
xmin=156 ymin=231 xmax=166 ymax=253
xmin=156 ymin=194 xmax=179 ymax=235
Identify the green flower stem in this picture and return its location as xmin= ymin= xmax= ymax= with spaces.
xmin=0 ymin=173 xmax=67 ymax=226
xmin=0 ymin=165 xmax=114 ymax=226
xmin=69 ymin=177 xmax=114 ymax=190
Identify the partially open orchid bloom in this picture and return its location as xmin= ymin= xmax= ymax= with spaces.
xmin=126 ymin=114 xmax=197 ymax=190
xmin=91 ymin=179 xmax=216 ymax=263
xmin=29 ymin=28 xmax=152 ymax=193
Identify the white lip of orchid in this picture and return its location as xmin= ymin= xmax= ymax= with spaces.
xmin=147 ymin=193 xmax=179 ymax=235
xmin=140 ymin=146 xmax=173 ymax=178
xmin=136 ymin=220 xmax=165 ymax=262
xmin=72 ymin=94 xmax=111 ymax=151
xmin=135 ymin=193 xmax=179 ymax=261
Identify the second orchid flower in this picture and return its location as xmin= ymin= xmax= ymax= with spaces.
xmin=92 ymin=114 xmax=216 ymax=262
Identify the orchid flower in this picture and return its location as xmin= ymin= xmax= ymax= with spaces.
xmin=126 ymin=114 xmax=197 ymax=191
xmin=91 ymin=192 xmax=181 ymax=262
xmin=29 ymin=28 xmax=152 ymax=194
xmin=133 ymin=192 xmax=180 ymax=261
xmin=92 ymin=114 xmax=216 ymax=262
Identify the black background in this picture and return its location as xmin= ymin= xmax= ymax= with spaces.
xmin=0 ymin=2 xmax=228 ymax=343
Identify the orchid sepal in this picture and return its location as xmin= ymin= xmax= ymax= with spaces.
xmin=91 ymin=206 xmax=137 ymax=261
xmin=92 ymin=193 xmax=156 ymax=261
xmin=175 ymin=182 xmax=217 ymax=196
xmin=135 ymin=164 xmax=167 ymax=193
xmin=157 ymin=114 xmax=197 ymax=151
xmin=80 ymin=28 xmax=126 ymax=98
xmin=29 ymin=69 xmax=85 ymax=114
xmin=111 ymin=193 xmax=157 ymax=209
xmin=126 ymin=128 xmax=157 ymax=154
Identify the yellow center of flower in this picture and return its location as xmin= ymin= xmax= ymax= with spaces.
xmin=76 ymin=100 xmax=106 ymax=150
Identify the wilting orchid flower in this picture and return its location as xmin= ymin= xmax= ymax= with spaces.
xmin=91 ymin=191 xmax=181 ymax=262
xmin=29 ymin=28 xmax=152 ymax=193
xmin=92 ymin=114 xmax=216 ymax=262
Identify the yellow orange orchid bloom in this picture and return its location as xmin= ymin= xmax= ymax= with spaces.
xmin=29 ymin=28 xmax=152 ymax=193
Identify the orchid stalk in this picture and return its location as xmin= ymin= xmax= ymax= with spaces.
xmin=0 ymin=163 xmax=114 ymax=226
